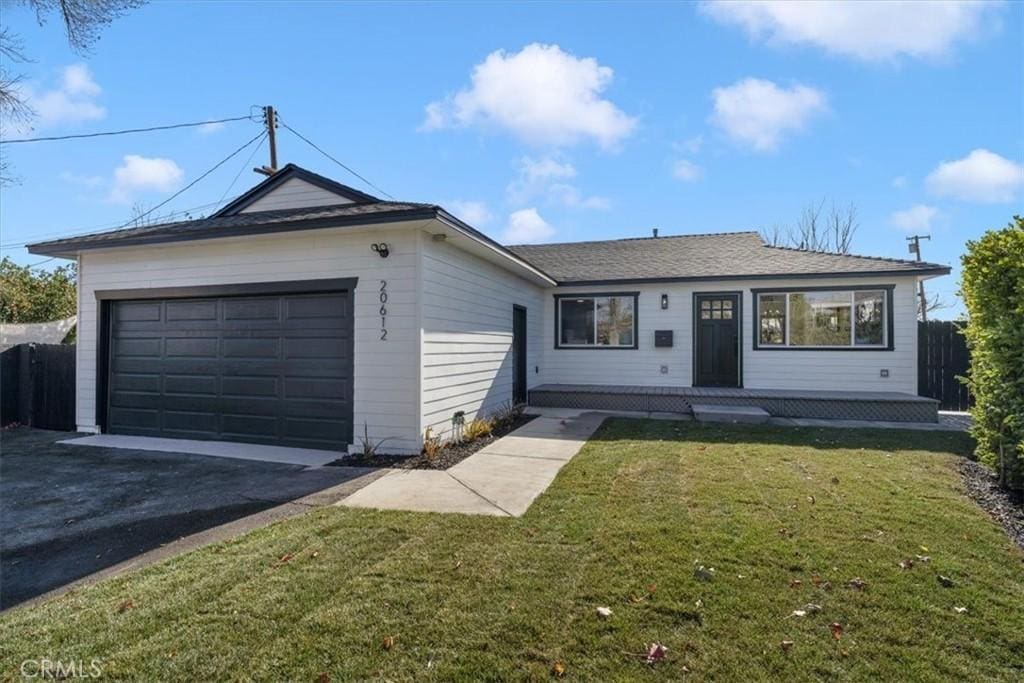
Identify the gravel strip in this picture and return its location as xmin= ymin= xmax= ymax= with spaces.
xmin=959 ymin=459 xmax=1024 ymax=550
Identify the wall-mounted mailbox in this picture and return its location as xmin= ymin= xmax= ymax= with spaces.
xmin=654 ymin=330 xmax=674 ymax=348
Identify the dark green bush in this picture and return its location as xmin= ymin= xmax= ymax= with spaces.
xmin=960 ymin=216 xmax=1024 ymax=493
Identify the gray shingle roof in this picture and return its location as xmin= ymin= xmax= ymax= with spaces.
xmin=28 ymin=201 xmax=436 ymax=254
xmin=506 ymin=232 xmax=949 ymax=283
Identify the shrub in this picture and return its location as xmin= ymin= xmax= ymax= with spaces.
xmin=491 ymin=400 xmax=524 ymax=429
xmin=357 ymin=422 xmax=392 ymax=457
xmin=462 ymin=417 xmax=494 ymax=442
xmin=422 ymin=427 xmax=443 ymax=460
xmin=959 ymin=216 xmax=1024 ymax=494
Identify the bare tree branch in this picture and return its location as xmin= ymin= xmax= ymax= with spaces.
xmin=760 ymin=198 xmax=860 ymax=254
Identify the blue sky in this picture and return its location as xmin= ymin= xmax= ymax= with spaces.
xmin=2 ymin=1 xmax=1022 ymax=318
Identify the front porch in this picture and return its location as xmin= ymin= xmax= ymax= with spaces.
xmin=528 ymin=384 xmax=940 ymax=423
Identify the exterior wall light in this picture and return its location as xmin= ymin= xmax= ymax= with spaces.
xmin=661 ymin=294 xmax=669 ymax=310
xmin=371 ymin=242 xmax=390 ymax=258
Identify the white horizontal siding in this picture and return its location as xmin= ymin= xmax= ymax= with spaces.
xmin=76 ymin=226 xmax=422 ymax=453
xmin=238 ymin=177 xmax=352 ymax=213
xmin=420 ymin=236 xmax=544 ymax=441
xmin=542 ymin=276 xmax=921 ymax=394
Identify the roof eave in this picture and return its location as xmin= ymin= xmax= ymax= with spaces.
xmin=434 ymin=210 xmax=557 ymax=286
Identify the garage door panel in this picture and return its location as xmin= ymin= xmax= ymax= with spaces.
xmin=107 ymin=289 xmax=352 ymax=450
xmin=221 ymin=376 xmax=278 ymax=398
xmin=163 ymin=374 xmax=219 ymax=396
xmin=166 ymin=300 xmax=218 ymax=321
xmin=163 ymin=411 xmax=219 ymax=433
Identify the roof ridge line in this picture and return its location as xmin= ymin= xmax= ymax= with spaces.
xmin=507 ymin=230 xmax=761 ymax=248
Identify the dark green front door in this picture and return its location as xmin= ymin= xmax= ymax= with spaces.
xmin=694 ymin=293 xmax=740 ymax=387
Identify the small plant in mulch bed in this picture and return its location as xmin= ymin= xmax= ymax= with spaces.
xmin=329 ymin=402 xmax=534 ymax=470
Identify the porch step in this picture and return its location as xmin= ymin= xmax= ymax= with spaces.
xmin=691 ymin=404 xmax=770 ymax=424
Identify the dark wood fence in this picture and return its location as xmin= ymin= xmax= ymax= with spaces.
xmin=918 ymin=320 xmax=972 ymax=411
xmin=1 ymin=343 xmax=76 ymax=431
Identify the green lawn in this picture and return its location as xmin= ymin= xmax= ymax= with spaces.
xmin=3 ymin=420 xmax=1023 ymax=681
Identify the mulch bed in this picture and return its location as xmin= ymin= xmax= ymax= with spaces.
xmin=959 ymin=459 xmax=1024 ymax=550
xmin=328 ymin=414 xmax=538 ymax=471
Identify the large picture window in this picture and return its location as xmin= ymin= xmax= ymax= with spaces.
xmin=556 ymin=294 xmax=638 ymax=349
xmin=753 ymin=288 xmax=891 ymax=350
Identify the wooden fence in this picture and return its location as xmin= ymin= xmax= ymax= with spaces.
xmin=1 ymin=343 xmax=76 ymax=431
xmin=918 ymin=320 xmax=972 ymax=412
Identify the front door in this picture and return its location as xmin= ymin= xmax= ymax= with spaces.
xmin=512 ymin=305 xmax=527 ymax=404
xmin=694 ymin=293 xmax=740 ymax=387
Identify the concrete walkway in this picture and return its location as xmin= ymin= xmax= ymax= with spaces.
xmin=339 ymin=411 xmax=607 ymax=517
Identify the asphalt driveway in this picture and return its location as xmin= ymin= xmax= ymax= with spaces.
xmin=1 ymin=428 xmax=377 ymax=610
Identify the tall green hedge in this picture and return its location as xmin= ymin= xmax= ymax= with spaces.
xmin=960 ymin=216 xmax=1024 ymax=493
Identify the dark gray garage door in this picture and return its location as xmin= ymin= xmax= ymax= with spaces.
xmin=107 ymin=291 xmax=353 ymax=451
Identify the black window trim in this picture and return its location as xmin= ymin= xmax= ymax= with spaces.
xmin=750 ymin=284 xmax=895 ymax=351
xmin=553 ymin=291 xmax=640 ymax=350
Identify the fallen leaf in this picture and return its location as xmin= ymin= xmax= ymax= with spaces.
xmin=938 ymin=575 xmax=956 ymax=588
xmin=789 ymin=610 xmax=808 ymax=618
xmin=277 ymin=553 xmax=294 ymax=565
xmin=646 ymin=584 xmax=657 ymax=595
xmin=311 ymin=551 xmax=319 ymax=558
xmin=803 ymin=603 xmax=822 ymax=612
xmin=789 ymin=579 xmax=803 ymax=589
xmin=848 ymin=577 xmax=867 ymax=591
xmin=551 ymin=661 xmax=565 ymax=678
xmin=695 ymin=599 xmax=703 ymax=609
xmin=954 ymin=606 xmax=968 ymax=614
xmin=116 ymin=599 xmax=134 ymax=613
xmin=382 ymin=635 xmax=395 ymax=650
xmin=819 ymin=581 xmax=833 ymax=592
xmin=697 ymin=445 xmax=707 ymax=451
xmin=831 ymin=477 xmax=840 ymax=485
xmin=920 ymin=545 xmax=929 ymax=552
xmin=807 ymin=495 xmax=816 ymax=504
xmin=597 ymin=606 xmax=613 ymax=619
xmin=829 ymin=623 xmax=844 ymax=640
xmin=780 ymin=640 xmax=794 ymax=653
xmin=899 ymin=559 xmax=914 ymax=570
xmin=453 ymin=560 xmax=462 ymax=570
xmin=811 ymin=575 xmax=823 ymax=586
xmin=317 ymin=673 xmax=331 ymax=683
xmin=645 ymin=643 xmax=668 ymax=664
xmin=916 ymin=555 xmax=931 ymax=563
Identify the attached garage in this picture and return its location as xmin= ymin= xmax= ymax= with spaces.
xmin=97 ymin=279 xmax=355 ymax=451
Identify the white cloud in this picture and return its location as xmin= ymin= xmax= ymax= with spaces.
xmin=60 ymin=171 xmax=105 ymax=188
xmin=672 ymin=159 xmax=704 ymax=182
xmin=507 ymin=156 xmax=608 ymax=209
xmin=699 ymin=0 xmax=1003 ymax=62
xmin=24 ymin=63 xmax=106 ymax=128
xmin=890 ymin=204 xmax=940 ymax=232
xmin=925 ymin=149 xmax=1024 ymax=203
xmin=109 ymin=155 xmax=184 ymax=203
xmin=502 ymin=208 xmax=555 ymax=244
xmin=891 ymin=176 xmax=908 ymax=189
xmin=421 ymin=43 xmax=636 ymax=148
xmin=679 ymin=135 xmax=704 ymax=155
xmin=447 ymin=200 xmax=493 ymax=226
xmin=198 ymin=121 xmax=226 ymax=134
xmin=710 ymin=78 xmax=827 ymax=152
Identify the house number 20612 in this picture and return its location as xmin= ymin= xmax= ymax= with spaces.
xmin=379 ymin=280 xmax=388 ymax=341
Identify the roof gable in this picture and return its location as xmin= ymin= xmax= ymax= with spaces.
xmin=214 ymin=164 xmax=379 ymax=216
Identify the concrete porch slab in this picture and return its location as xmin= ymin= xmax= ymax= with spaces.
xmin=692 ymin=404 xmax=770 ymax=424
xmin=60 ymin=434 xmax=343 ymax=468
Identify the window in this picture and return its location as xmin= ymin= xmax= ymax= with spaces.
xmin=754 ymin=289 xmax=890 ymax=349
xmin=557 ymin=294 xmax=637 ymax=348
xmin=700 ymin=298 xmax=734 ymax=320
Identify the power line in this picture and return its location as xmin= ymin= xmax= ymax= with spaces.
xmin=117 ymin=130 xmax=267 ymax=228
xmin=0 ymin=114 xmax=256 ymax=145
xmin=277 ymin=119 xmax=395 ymax=200
xmin=218 ymin=131 xmax=268 ymax=206
xmin=2 ymin=131 xmax=266 ymax=251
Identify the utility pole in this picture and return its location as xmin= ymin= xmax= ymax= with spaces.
xmin=907 ymin=234 xmax=931 ymax=321
xmin=254 ymin=105 xmax=278 ymax=177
